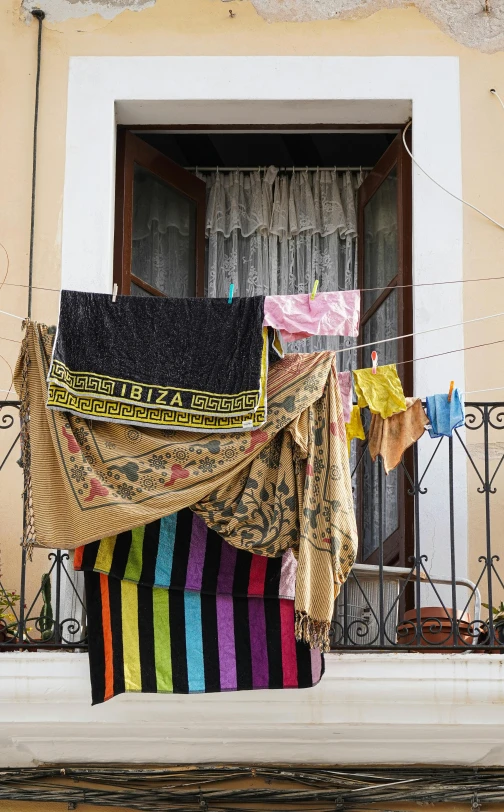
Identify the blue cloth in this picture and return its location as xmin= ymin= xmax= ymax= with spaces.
xmin=426 ymin=389 xmax=465 ymax=438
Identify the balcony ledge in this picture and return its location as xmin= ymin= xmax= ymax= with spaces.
xmin=1 ymin=650 xmax=504 ymax=767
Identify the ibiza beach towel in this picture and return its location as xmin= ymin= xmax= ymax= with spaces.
xmin=76 ymin=508 xmax=323 ymax=703
xmin=46 ymin=291 xmax=273 ymax=432
xmin=16 ymin=321 xmax=358 ymax=650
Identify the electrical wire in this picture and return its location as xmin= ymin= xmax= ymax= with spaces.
xmin=27 ymin=9 xmax=45 ymax=319
xmin=402 ymin=118 xmax=504 ymax=231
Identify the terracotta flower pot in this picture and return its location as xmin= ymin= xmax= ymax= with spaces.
xmin=397 ymin=607 xmax=473 ymax=650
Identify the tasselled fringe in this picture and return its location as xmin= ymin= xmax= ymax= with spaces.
xmin=19 ymin=321 xmax=35 ymax=558
xmin=295 ymin=611 xmax=331 ymax=653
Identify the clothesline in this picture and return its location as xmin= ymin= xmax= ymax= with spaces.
xmin=336 ymin=309 xmax=504 ymax=355
xmin=0 ymin=274 xmax=503 ymax=298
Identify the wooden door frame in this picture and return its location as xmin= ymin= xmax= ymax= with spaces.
xmin=113 ymin=130 xmax=207 ymax=297
xmin=357 ymin=132 xmax=413 ymax=568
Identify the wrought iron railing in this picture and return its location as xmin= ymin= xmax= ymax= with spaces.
xmin=0 ymin=400 xmax=503 ymax=652
xmin=0 ymin=402 xmax=87 ymax=649
xmin=331 ymin=402 xmax=504 ymax=651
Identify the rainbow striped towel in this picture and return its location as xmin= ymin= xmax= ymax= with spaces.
xmin=75 ymin=509 xmax=324 ymax=703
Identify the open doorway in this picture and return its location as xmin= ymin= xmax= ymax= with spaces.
xmin=113 ymin=126 xmax=413 ymax=570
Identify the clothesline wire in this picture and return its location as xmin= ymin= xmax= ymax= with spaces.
xmin=0 ymin=274 xmax=504 ymax=300
xmin=395 ymin=338 xmax=504 ymax=367
xmin=336 ymin=309 xmax=504 ymax=356
xmin=464 ymin=385 xmax=504 ymax=395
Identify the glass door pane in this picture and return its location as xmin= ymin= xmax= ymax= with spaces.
xmin=363 ymin=167 xmax=398 ymax=311
xmin=132 ymin=164 xmax=197 ymax=298
xmin=114 ymin=132 xmax=206 ymax=299
xmin=357 ymin=133 xmax=411 ymax=568
xmin=361 ymin=290 xmax=400 ymax=559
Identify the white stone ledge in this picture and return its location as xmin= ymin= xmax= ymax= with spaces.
xmin=1 ymin=651 xmax=504 ymax=767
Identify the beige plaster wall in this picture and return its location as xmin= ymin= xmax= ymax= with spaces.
xmin=0 ymin=0 xmax=503 ymax=612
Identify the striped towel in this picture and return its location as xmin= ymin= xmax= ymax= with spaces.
xmin=75 ymin=509 xmax=324 ymax=704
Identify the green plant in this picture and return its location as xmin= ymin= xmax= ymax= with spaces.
xmin=40 ymin=573 xmax=53 ymax=641
xmin=482 ymin=602 xmax=504 ymax=622
xmin=0 ymin=588 xmax=20 ymax=629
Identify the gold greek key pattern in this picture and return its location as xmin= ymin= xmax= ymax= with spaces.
xmin=51 ymin=360 xmax=116 ymax=396
xmin=190 ymin=391 xmax=260 ymax=412
xmin=50 ymin=360 xmax=263 ymax=415
xmin=47 ymin=382 xmax=266 ymax=431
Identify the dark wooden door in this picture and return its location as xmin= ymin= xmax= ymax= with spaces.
xmin=114 ymin=131 xmax=206 ymax=297
xmin=357 ymin=132 xmax=413 ymax=567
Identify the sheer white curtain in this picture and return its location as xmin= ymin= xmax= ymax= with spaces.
xmin=202 ymin=166 xmax=363 ymax=366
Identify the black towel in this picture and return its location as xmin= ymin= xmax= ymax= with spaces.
xmin=47 ymin=291 xmax=272 ymax=432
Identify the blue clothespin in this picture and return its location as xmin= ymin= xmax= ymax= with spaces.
xmin=228 ymin=283 xmax=234 ymax=304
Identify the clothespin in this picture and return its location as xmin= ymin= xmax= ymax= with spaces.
xmin=228 ymin=283 xmax=234 ymax=304
xmin=371 ymin=350 xmax=378 ymax=375
xmin=112 ymin=283 xmax=118 ymax=303
xmin=311 ymin=280 xmax=319 ymax=300
xmin=448 ymin=380 xmax=455 ymax=403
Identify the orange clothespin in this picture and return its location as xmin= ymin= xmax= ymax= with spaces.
xmin=371 ymin=350 xmax=378 ymax=375
xmin=447 ymin=380 xmax=455 ymax=403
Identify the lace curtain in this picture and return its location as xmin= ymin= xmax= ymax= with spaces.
xmin=202 ymin=166 xmax=363 ymax=366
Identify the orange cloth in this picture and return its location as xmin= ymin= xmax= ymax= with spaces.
xmin=368 ymin=397 xmax=429 ymax=474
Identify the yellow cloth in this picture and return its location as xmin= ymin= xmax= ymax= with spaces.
xmin=368 ymin=397 xmax=429 ymax=474
xmin=346 ymin=405 xmax=366 ymax=456
xmin=352 ymin=364 xmax=407 ymax=419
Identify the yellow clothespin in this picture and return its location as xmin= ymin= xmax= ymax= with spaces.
xmin=371 ymin=350 xmax=378 ymax=375
xmin=112 ymin=283 xmax=118 ymax=303
xmin=311 ymin=280 xmax=319 ymax=300
xmin=448 ymin=380 xmax=455 ymax=403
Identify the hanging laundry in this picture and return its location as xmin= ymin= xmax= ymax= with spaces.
xmin=425 ymin=389 xmax=465 ymax=438
xmin=352 ymin=364 xmax=407 ymax=419
xmin=46 ymin=291 xmax=279 ymax=432
xmin=76 ymin=509 xmax=323 ymax=704
xmin=74 ymin=508 xmax=299 ymax=596
xmin=263 ymin=291 xmax=360 ymax=343
xmin=337 ymin=370 xmax=353 ymax=425
xmin=345 ymin=405 xmax=366 ymax=456
xmin=17 ymin=322 xmax=357 ymax=651
xmin=368 ymin=397 xmax=429 ymax=474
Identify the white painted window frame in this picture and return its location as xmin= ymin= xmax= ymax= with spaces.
xmin=61 ymin=54 xmax=466 ymax=581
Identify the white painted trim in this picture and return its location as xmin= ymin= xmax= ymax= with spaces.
xmin=1 ymin=651 xmax=503 ymax=767
xmin=61 ymin=54 xmax=466 ymax=589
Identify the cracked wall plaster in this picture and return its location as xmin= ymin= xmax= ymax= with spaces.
xmin=246 ymin=0 xmax=504 ymax=53
xmin=22 ymin=0 xmax=155 ymax=22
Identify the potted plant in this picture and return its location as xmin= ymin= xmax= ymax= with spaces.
xmin=397 ymin=606 xmax=473 ymax=650
xmin=477 ymin=602 xmax=504 ymax=648
xmin=0 ymin=589 xmax=20 ymax=643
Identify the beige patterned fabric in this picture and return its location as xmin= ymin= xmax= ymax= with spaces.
xmin=15 ymin=321 xmax=358 ymax=649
